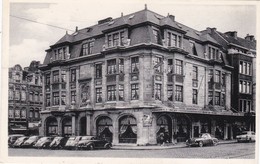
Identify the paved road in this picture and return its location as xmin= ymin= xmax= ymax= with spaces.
xmin=8 ymin=142 xmax=255 ymax=159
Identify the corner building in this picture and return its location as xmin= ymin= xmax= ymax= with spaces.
xmin=39 ymin=8 xmax=255 ymax=145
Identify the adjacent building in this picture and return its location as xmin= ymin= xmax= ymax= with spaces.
xmin=8 ymin=61 xmax=43 ymax=135
xmin=39 ymin=7 xmax=256 ymax=145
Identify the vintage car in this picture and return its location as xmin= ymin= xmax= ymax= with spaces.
xmin=64 ymin=136 xmax=82 ymax=150
xmin=49 ymin=137 xmax=69 ymax=149
xmin=12 ymin=136 xmax=29 ymax=148
xmin=186 ymin=133 xmax=219 ymax=147
xmin=34 ymin=137 xmax=54 ymax=149
xmin=8 ymin=134 xmax=24 ymax=147
xmin=236 ymin=131 xmax=255 ymax=142
xmin=77 ymin=136 xmax=112 ymax=150
xmin=21 ymin=136 xmax=41 ymax=148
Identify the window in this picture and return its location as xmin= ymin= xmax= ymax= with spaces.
xmin=96 ymin=88 xmax=102 ymax=103
xmin=131 ymin=57 xmax=139 ymax=73
xmin=53 ymin=71 xmax=59 ymax=83
xmin=178 ymin=36 xmax=182 ymax=48
xmin=175 ymin=59 xmax=183 ymax=75
xmin=9 ymin=108 xmax=14 ymax=118
xmin=239 ymin=61 xmax=243 ymax=74
xmin=154 ymin=57 xmax=162 ymax=73
xmin=221 ymin=93 xmax=225 ymax=106
xmin=175 ymin=85 xmax=183 ymax=102
xmin=21 ymin=109 xmax=26 ymax=118
xmin=54 ymin=50 xmax=58 ymax=60
xmin=215 ymin=70 xmax=220 ymax=83
xmin=9 ymin=90 xmax=13 ymax=100
xmin=167 ymin=32 xmax=182 ymax=47
xmin=46 ymin=94 xmax=50 ymax=106
xmin=239 ymin=81 xmax=243 ymax=92
xmin=119 ymin=85 xmax=124 ymax=101
xmin=46 ymin=73 xmax=50 ymax=91
xmin=215 ymin=92 xmax=220 ymax=105
xmin=61 ymin=91 xmax=66 ymax=105
xmin=107 ymin=85 xmax=116 ymax=101
xmin=29 ymin=110 xmax=33 ymax=118
xmin=155 ymin=84 xmax=162 ymax=100
xmin=239 ymin=61 xmax=252 ymax=75
xmin=208 ymin=91 xmax=213 ymax=105
xmin=171 ymin=33 xmax=177 ymax=46
xmin=95 ymin=64 xmax=102 ymax=78
xmin=71 ymin=91 xmax=76 ymax=103
xmin=208 ymin=47 xmax=218 ymax=60
xmin=131 ymin=84 xmax=139 ymax=100
xmin=153 ymin=29 xmax=160 ymax=44
xmin=167 ymin=59 xmax=173 ymax=73
xmin=35 ymin=110 xmax=39 ymax=118
xmin=82 ymin=41 xmax=94 ymax=56
xmin=190 ymin=42 xmax=197 ymax=55
xmin=192 ymin=89 xmax=198 ymax=104
xmin=15 ymin=109 xmax=20 ymax=118
xmin=61 ymin=70 xmax=66 ymax=82
xmin=70 ymin=69 xmax=76 ymax=82
xmin=167 ymin=85 xmax=173 ymax=101
xmin=193 ymin=66 xmax=198 ymax=81
xmin=208 ymin=69 xmax=213 ymax=83
xmin=15 ymin=91 xmax=20 ymax=100
xmin=35 ymin=92 xmax=39 ymax=102
xmin=107 ymin=59 xmax=117 ymax=74
xmin=240 ymin=100 xmax=251 ymax=112
xmin=107 ymin=31 xmax=125 ymax=47
xmin=247 ymin=82 xmax=251 ymax=94
xmin=119 ymin=59 xmax=124 ymax=73
xmin=53 ymin=92 xmax=59 ymax=105
xmin=63 ymin=47 xmax=67 ymax=59
xmin=58 ymin=48 xmax=63 ymax=59
xmin=221 ymin=73 xmax=225 ymax=86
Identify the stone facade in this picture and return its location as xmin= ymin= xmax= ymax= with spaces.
xmin=39 ymin=8 xmax=255 ymax=145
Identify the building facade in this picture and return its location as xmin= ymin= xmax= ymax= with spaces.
xmin=8 ymin=61 xmax=43 ymax=135
xmin=39 ymin=8 xmax=256 ymax=145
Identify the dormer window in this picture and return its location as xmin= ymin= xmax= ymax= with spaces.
xmin=166 ymin=31 xmax=182 ymax=48
xmin=107 ymin=30 xmax=125 ymax=48
xmin=208 ymin=46 xmax=219 ymax=60
xmin=153 ymin=29 xmax=160 ymax=44
xmin=53 ymin=47 xmax=68 ymax=61
xmin=82 ymin=41 xmax=94 ymax=56
xmin=190 ymin=42 xmax=197 ymax=56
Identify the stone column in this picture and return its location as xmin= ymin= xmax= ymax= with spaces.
xmin=224 ymin=124 xmax=228 ymax=140
xmin=72 ymin=115 xmax=76 ymax=136
xmin=86 ymin=114 xmax=91 ymax=135
xmin=149 ymin=113 xmax=157 ymax=145
xmin=112 ymin=114 xmax=119 ymax=144
xmin=211 ymin=120 xmax=216 ymax=135
xmin=57 ymin=117 xmax=62 ymax=136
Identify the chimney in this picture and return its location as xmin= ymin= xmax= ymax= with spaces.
xmin=245 ymin=34 xmax=255 ymax=41
xmin=145 ymin=4 xmax=147 ymax=10
xmin=75 ymin=26 xmax=78 ymax=32
xmin=168 ymin=15 xmax=175 ymax=22
xmin=121 ymin=12 xmax=123 ymax=17
xmin=206 ymin=27 xmax=216 ymax=34
xmin=225 ymin=31 xmax=237 ymax=39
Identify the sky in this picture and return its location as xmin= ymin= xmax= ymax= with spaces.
xmin=9 ymin=1 xmax=257 ymax=68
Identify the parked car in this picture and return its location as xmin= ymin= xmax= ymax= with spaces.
xmin=186 ymin=133 xmax=219 ymax=147
xmin=64 ymin=136 xmax=82 ymax=150
xmin=34 ymin=137 xmax=54 ymax=149
xmin=77 ymin=136 xmax=112 ymax=150
xmin=49 ymin=137 xmax=69 ymax=149
xmin=21 ymin=136 xmax=41 ymax=148
xmin=236 ymin=131 xmax=255 ymax=142
xmin=12 ymin=136 xmax=29 ymax=148
xmin=8 ymin=134 xmax=24 ymax=147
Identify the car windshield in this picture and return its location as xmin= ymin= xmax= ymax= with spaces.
xmin=81 ymin=136 xmax=94 ymax=140
xmin=38 ymin=137 xmax=48 ymax=142
xmin=53 ymin=137 xmax=62 ymax=142
xmin=200 ymin=134 xmax=209 ymax=138
xmin=68 ymin=137 xmax=76 ymax=141
xmin=28 ymin=136 xmax=38 ymax=140
xmin=17 ymin=137 xmax=27 ymax=141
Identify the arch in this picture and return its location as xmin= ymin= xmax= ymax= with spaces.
xmin=118 ymin=115 xmax=137 ymax=143
xmin=96 ymin=116 xmax=113 ymax=142
xmin=79 ymin=116 xmax=86 ymax=136
xmin=156 ymin=114 xmax=172 ymax=144
xmin=45 ymin=117 xmax=58 ymax=136
xmin=62 ymin=116 xmax=72 ymax=137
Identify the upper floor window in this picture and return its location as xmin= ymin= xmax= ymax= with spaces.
xmin=208 ymin=47 xmax=219 ymax=60
xmin=107 ymin=59 xmax=117 ymax=74
xmin=192 ymin=89 xmax=198 ymax=104
xmin=82 ymin=41 xmax=94 ymax=56
xmin=131 ymin=57 xmax=139 ymax=73
xmin=167 ymin=85 xmax=173 ymax=101
xmin=53 ymin=71 xmax=59 ymax=83
xmin=221 ymin=73 xmax=226 ymax=86
xmin=53 ymin=92 xmax=59 ymax=106
xmin=95 ymin=88 xmax=102 ymax=103
xmin=118 ymin=85 xmax=124 ymax=101
xmin=153 ymin=29 xmax=160 ymax=44
xmin=119 ymin=59 xmax=124 ymax=73
xmin=71 ymin=91 xmax=76 ymax=103
xmin=15 ymin=91 xmax=20 ymax=100
xmin=9 ymin=90 xmax=13 ymax=100
xmin=239 ymin=100 xmax=251 ymax=112
xmin=107 ymin=31 xmax=125 ymax=47
xmin=155 ymin=84 xmax=162 ymax=100
xmin=167 ymin=59 xmax=173 ymax=74
xmin=154 ymin=56 xmax=162 ymax=73
xmin=175 ymin=59 xmax=183 ymax=75
xmin=215 ymin=70 xmax=221 ymax=83
xmin=46 ymin=94 xmax=50 ymax=107
xmin=208 ymin=69 xmax=213 ymax=82
xmin=61 ymin=70 xmax=66 ymax=82
xmin=208 ymin=91 xmax=213 ymax=105
xmin=70 ymin=69 xmax=76 ymax=82
xmin=175 ymin=85 xmax=183 ymax=102
xmin=239 ymin=61 xmax=252 ymax=75
xmin=107 ymin=85 xmax=116 ymax=101
xmin=95 ymin=64 xmax=102 ymax=78
xmin=15 ymin=109 xmax=20 ymax=118
xmin=239 ymin=80 xmax=251 ymax=94
xmin=9 ymin=108 xmax=14 ymax=118
xmin=131 ymin=84 xmax=139 ymax=100
xmin=46 ymin=74 xmax=50 ymax=85
xmin=190 ymin=42 xmax=197 ymax=55
xmin=215 ymin=92 xmax=220 ymax=105
xmin=193 ymin=66 xmax=198 ymax=81
xmin=54 ymin=47 xmax=67 ymax=60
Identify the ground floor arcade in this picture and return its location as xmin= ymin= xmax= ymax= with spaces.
xmin=39 ymin=108 xmax=255 ymax=145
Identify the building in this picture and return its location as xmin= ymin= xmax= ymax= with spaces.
xmin=8 ymin=61 xmax=43 ymax=135
xmin=39 ymin=7 xmax=256 ymax=145
xmin=203 ymin=28 xmax=256 ymax=135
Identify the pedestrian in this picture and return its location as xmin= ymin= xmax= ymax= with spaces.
xmin=159 ymin=132 xmax=165 ymax=146
xmin=173 ymin=132 xmax=177 ymax=145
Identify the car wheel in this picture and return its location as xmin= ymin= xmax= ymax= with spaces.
xmin=89 ymin=145 xmax=94 ymax=150
xmin=105 ymin=144 xmax=111 ymax=149
xmin=199 ymin=141 xmax=203 ymax=147
xmin=213 ymin=140 xmax=218 ymax=146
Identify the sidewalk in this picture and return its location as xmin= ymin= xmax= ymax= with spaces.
xmin=111 ymin=140 xmax=237 ymax=150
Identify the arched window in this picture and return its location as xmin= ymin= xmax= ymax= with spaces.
xmin=96 ymin=116 xmax=113 ymax=142
xmin=46 ymin=117 xmax=58 ymax=136
xmin=119 ymin=115 xmax=137 ymax=143
xmin=62 ymin=117 xmax=72 ymax=137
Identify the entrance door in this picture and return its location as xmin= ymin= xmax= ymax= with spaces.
xmin=156 ymin=115 xmax=172 ymax=144
xmin=194 ymin=126 xmax=199 ymax=137
xmin=228 ymin=126 xmax=231 ymax=140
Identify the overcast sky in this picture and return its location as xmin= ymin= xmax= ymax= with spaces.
xmin=9 ymin=1 xmax=256 ymax=68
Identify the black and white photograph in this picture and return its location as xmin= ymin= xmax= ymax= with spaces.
xmin=1 ymin=0 xmax=258 ymax=163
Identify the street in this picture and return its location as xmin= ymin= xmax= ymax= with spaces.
xmin=8 ymin=142 xmax=255 ymax=159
